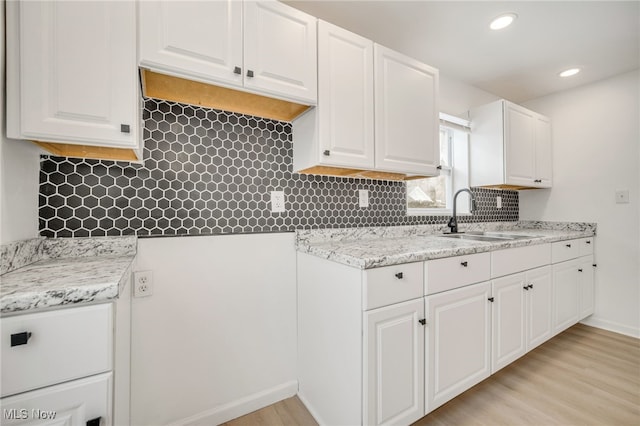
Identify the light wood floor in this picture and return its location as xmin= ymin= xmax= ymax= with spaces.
xmin=223 ymin=324 xmax=639 ymax=426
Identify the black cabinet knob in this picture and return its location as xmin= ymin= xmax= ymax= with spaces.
xmin=247 ymin=70 xmax=254 ymax=78
xmin=233 ymin=66 xmax=241 ymax=75
xmin=488 ymin=297 xmax=494 ymax=302
xmin=528 ymin=284 xmax=534 ymax=289
xmin=586 ymin=240 xmax=592 ymax=244
xmin=578 ymin=268 xmax=583 ymax=272
xmin=395 ymin=272 xmax=403 ymax=279
xmin=460 ymin=261 xmax=468 ymax=267
xmin=419 ymin=319 xmax=427 ymax=326
xmin=566 ymin=244 xmax=572 ymax=248
xmin=120 ymin=124 xmax=130 ymax=134
xmin=523 ymin=286 xmax=529 ymax=291
xmin=86 ymin=417 xmax=101 ymax=426
xmin=10 ymin=331 xmax=32 ymax=347
xmin=323 ymin=150 xmax=330 ymax=156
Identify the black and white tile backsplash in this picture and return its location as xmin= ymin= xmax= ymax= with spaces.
xmin=38 ymin=99 xmax=518 ymax=238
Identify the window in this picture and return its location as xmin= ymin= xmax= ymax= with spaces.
xmin=407 ymin=114 xmax=470 ymax=215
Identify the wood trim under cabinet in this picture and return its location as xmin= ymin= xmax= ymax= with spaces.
xmin=34 ymin=141 xmax=139 ymax=162
xmin=140 ymin=69 xmax=312 ymax=122
xmin=297 ymin=165 xmax=426 ymax=181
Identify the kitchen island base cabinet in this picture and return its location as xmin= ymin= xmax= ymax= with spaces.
xmin=426 ymin=282 xmax=491 ymax=413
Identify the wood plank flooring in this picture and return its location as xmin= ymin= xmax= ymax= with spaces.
xmin=224 ymin=324 xmax=639 ymax=426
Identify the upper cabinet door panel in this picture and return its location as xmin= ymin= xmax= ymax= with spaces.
xmin=317 ymin=21 xmax=374 ymax=169
xmin=504 ymin=102 xmax=536 ymax=185
xmin=534 ymin=115 xmax=553 ymax=187
xmin=374 ymin=44 xmax=439 ymax=175
xmin=18 ymin=0 xmax=137 ymax=147
xmin=243 ymin=1 xmax=317 ymax=104
xmin=138 ymin=0 xmax=243 ymax=86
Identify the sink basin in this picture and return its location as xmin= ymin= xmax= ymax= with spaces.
xmin=439 ymin=234 xmax=511 ymax=242
xmin=439 ymin=232 xmax=541 ymax=242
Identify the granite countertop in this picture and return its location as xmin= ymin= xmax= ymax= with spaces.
xmin=296 ymin=221 xmax=596 ymax=269
xmin=0 ymin=236 xmax=136 ymax=315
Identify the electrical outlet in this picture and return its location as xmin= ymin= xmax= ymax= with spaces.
xmin=133 ymin=270 xmax=153 ymax=297
xmin=271 ymin=191 xmax=285 ymax=213
xmin=359 ymin=189 xmax=369 ymax=208
xmin=496 ymin=196 xmax=502 ymax=209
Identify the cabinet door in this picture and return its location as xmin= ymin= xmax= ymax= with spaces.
xmin=364 ymin=299 xmax=424 ymax=426
xmin=552 ymin=260 xmax=580 ymax=335
xmin=374 ymin=44 xmax=439 ymax=175
xmin=317 ymin=21 xmax=374 ymax=169
xmin=138 ymin=0 xmax=243 ymax=87
xmin=14 ymin=0 xmax=137 ymax=148
xmin=534 ymin=115 xmax=553 ymax=187
xmin=578 ymin=256 xmax=596 ymax=319
xmin=491 ymin=274 xmax=527 ymax=373
xmin=426 ymin=282 xmax=491 ymax=413
xmin=504 ymin=102 xmax=536 ymax=186
xmin=526 ymin=266 xmax=553 ymax=350
xmin=0 ymin=373 xmax=112 ymax=426
xmin=243 ymin=1 xmax=317 ymax=103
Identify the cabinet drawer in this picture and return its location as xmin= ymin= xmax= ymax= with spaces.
xmin=1 ymin=304 xmax=113 ymax=397
xmin=578 ymin=237 xmax=594 ymax=257
xmin=0 ymin=372 xmax=112 ymax=426
xmin=425 ymin=252 xmax=491 ymax=295
xmin=363 ymin=262 xmax=423 ymax=310
xmin=491 ymin=244 xmax=551 ymax=278
xmin=552 ymin=239 xmax=581 ymax=263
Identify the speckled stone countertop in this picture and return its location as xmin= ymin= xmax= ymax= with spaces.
xmin=296 ymin=221 xmax=596 ymax=269
xmin=0 ymin=236 xmax=136 ymax=315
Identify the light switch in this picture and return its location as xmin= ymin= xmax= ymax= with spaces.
xmin=615 ymin=189 xmax=630 ymax=204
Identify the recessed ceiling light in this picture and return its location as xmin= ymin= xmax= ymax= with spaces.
xmin=559 ymin=68 xmax=581 ymax=77
xmin=490 ymin=13 xmax=518 ymax=30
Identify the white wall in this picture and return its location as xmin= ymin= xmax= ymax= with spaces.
xmin=439 ymin=74 xmax=499 ymax=118
xmin=0 ymin=2 xmax=42 ymax=244
xmin=521 ymin=70 xmax=640 ymax=337
xmin=131 ymin=233 xmax=298 ymax=425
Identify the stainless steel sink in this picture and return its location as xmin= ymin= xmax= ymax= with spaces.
xmin=439 ymin=232 xmax=541 ymax=242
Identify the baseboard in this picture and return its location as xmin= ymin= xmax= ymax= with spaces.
xmin=167 ymin=380 xmax=298 ymax=426
xmin=581 ymin=317 xmax=640 ymax=338
xmin=297 ymin=392 xmax=325 ymax=426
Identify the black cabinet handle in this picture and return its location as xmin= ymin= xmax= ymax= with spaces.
xmin=528 ymin=284 xmax=534 ymax=289
xmin=10 ymin=332 xmax=32 ymax=347
xmin=120 ymin=124 xmax=130 ymax=134
xmin=523 ymin=286 xmax=529 ymax=291
xmin=586 ymin=240 xmax=591 ymax=244
xmin=461 ymin=261 xmax=468 ymax=267
xmin=233 ymin=66 xmax=241 ymax=75
xmin=534 ymin=179 xmax=542 ymax=183
xmin=436 ymin=165 xmax=442 ymax=170
xmin=395 ymin=272 xmax=403 ymax=279
xmin=578 ymin=268 xmax=583 ymax=272
xmin=247 ymin=70 xmax=254 ymax=78
xmin=86 ymin=417 xmax=101 ymax=426
xmin=566 ymin=244 xmax=572 ymax=248
xmin=323 ymin=150 xmax=330 ymax=156
xmin=419 ymin=319 xmax=427 ymax=326
xmin=593 ymin=264 xmax=598 ymax=268
xmin=488 ymin=297 xmax=494 ymax=302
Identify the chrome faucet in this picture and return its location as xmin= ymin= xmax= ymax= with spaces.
xmin=447 ymin=188 xmax=477 ymax=233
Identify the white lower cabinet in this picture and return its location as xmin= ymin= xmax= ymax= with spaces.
xmin=0 ymin=285 xmax=131 ymax=425
xmin=425 ymin=282 xmax=491 ymax=412
xmin=491 ymin=266 xmax=552 ymax=373
xmin=0 ymin=373 xmax=112 ymax=426
xmin=298 ymin=236 xmax=595 ymax=425
xmin=364 ymin=299 xmax=424 ymax=425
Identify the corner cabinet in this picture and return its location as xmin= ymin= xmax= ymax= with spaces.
xmin=293 ymin=21 xmax=439 ymax=178
xmin=469 ymin=100 xmax=552 ymax=189
xmin=138 ymin=0 xmax=317 ymax=105
xmin=6 ymin=0 xmax=142 ymax=162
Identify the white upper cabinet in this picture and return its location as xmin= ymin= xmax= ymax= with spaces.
xmin=316 ymin=21 xmax=375 ymax=169
xmin=469 ymin=99 xmax=552 ymax=188
xmin=374 ymin=45 xmax=440 ymax=175
xmin=138 ymin=0 xmax=243 ymax=87
xmin=139 ymin=0 xmax=317 ymax=104
xmin=6 ymin=0 xmax=140 ymax=155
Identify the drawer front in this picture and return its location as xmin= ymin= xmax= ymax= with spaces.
xmin=552 ymin=239 xmax=581 ymax=263
xmin=364 ymin=262 xmax=423 ymax=310
xmin=1 ymin=304 xmax=113 ymax=397
xmin=491 ymin=244 xmax=551 ymax=278
xmin=578 ymin=237 xmax=595 ymax=257
xmin=425 ymin=252 xmax=491 ymax=295
xmin=0 ymin=372 xmax=112 ymax=426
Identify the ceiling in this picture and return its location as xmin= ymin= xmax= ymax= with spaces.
xmin=284 ymin=0 xmax=640 ymax=103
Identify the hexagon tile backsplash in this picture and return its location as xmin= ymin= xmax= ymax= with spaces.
xmin=38 ymin=98 xmax=518 ymax=238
